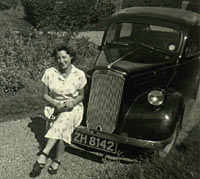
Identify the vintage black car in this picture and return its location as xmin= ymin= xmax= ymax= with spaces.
xmin=72 ymin=7 xmax=200 ymax=157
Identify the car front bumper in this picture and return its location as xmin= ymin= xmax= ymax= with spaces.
xmin=72 ymin=125 xmax=174 ymax=154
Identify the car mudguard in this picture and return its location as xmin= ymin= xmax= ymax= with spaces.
xmin=120 ymin=90 xmax=184 ymax=141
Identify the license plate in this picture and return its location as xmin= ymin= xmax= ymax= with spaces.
xmin=72 ymin=131 xmax=118 ymax=153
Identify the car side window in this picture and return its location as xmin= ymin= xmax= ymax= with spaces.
xmin=185 ymin=28 xmax=200 ymax=57
xmin=106 ymin=22 xmax=133 ymax=43
xmin=120 ymin=23 xmax=132 ymax=38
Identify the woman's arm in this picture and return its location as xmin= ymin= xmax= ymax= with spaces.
xmin=43 ymin=84 xmax=63 ymax=109
xmin=53 ymin=88 xmax=85 ymax=114
xmin=65 ymin=88 xmax=85 ymax=109
xmin=43 ymin=83 xmax=84 ymax=110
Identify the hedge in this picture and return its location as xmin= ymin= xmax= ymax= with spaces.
xmin=21 ymin=0 xmax=119 ymax=32
xmin=21 ymin=0 xmax=98 ymax=32
xmin=0 ymin=0 xmax=19 ymax=10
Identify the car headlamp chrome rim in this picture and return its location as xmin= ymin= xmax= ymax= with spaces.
xmin=147 ymin=90 xmax=165 ymax=106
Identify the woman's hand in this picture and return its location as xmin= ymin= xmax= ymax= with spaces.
xmin=55 ymin=101 xmax=65 ymax=109
xmin=63 ymin=88 xmax=84 ymax=109
xmin=53 ymin=101 xmax=73 ymax=115
xmin=64 ymin=100 xmax=75 ymax=109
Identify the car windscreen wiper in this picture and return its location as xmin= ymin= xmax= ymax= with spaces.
xmin=107 ymin=47 xmax=139 ymax=69
xmin=106 ymin=41 xmax=129 ymax=46
xmin=139 ymin=42 xmax=172 ymax=56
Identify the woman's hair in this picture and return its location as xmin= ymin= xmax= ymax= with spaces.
xmin=52 ymin=43 xmax=76 ymax=63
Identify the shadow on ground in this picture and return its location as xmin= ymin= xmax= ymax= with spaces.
xmin=27 ymin=116 xmax=47 ymax=150
xmin=65 ymin=145 xmax=103 ymax=163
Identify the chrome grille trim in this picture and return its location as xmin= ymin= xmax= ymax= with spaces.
xmin=86 ymin=70 xmax=125 ymax=133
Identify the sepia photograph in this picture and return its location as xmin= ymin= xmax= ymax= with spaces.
xmin=0 ymin=0 xmax=199 ymax=178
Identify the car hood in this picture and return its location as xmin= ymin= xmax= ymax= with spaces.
xmin=96 ymin=46 xmax=175 ymax=74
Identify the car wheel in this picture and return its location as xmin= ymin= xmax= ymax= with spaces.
xmin=157 ymin=120 xmax=181 ymax=158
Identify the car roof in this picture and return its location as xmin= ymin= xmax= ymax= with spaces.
xmin=112 ymin=7 xmax=200 ymax=27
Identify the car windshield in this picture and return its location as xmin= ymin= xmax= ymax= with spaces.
xmin=105 ymin=22 xmax=181 ymax=53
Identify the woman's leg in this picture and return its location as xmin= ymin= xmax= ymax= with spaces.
xmin=56 ymin=140 xmax=65 ymax=161
xmin=37 ymin=138 xmax=57 ymax=163
xmin=50 ymin=140 xmax=65 ymax=169
xmin=30 ymin=138 xmax=58 ymax=177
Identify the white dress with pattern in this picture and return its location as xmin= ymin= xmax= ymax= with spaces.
xmin=41 ymin=65 xmax=87 ymax=144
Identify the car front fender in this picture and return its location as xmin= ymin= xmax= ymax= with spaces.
xmin=120 ymin=91 xmax=184 ymax=141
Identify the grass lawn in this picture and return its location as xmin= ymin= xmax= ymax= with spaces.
xmin=0 ymin=92 xmax=45 ymax=122
xmin=0 ymin=79 xmax=45 ymax=122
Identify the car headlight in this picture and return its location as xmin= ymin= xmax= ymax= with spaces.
xmin=147 ymin=90 xmax=165 ymax=106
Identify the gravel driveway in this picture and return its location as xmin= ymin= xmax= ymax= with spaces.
xmin=0 ymin=116 xmax=109 ymax=179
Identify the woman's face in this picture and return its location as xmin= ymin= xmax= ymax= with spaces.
xmin=56 ymin=50 xmax=72 ymax=71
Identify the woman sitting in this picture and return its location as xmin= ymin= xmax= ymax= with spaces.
xmin=30 ymin=43 xmax=87 ymax=177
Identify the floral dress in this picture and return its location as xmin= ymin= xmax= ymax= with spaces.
xmin=41 ymin=65 xmax=87 ymax=144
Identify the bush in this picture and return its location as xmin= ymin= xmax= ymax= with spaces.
xmin=70 ymin=36 xmax=99 ymax=71
xmin=0 ymin=27 xmax=98 ymax=95
xmin=0 ymin=0 xmax=20 ymax=10
xmin=0 ymin=68 xmax=25 ymax=94
xmin=21 ymin=0 xmax=98 ymax=32
xmin=95 ymin=0 xmax=117 ymax=18
xmin=123 ymin=0 xmax=183 ymax=8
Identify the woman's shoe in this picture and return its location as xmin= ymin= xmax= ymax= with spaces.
xmin=29 ymin=151 xmax=48 ymax=178
xmin=47 ymin=160 xmax=61 ymax=175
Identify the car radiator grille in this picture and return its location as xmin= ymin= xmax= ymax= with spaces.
xmin=86 ymin=70 xmax=125 ymax=133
